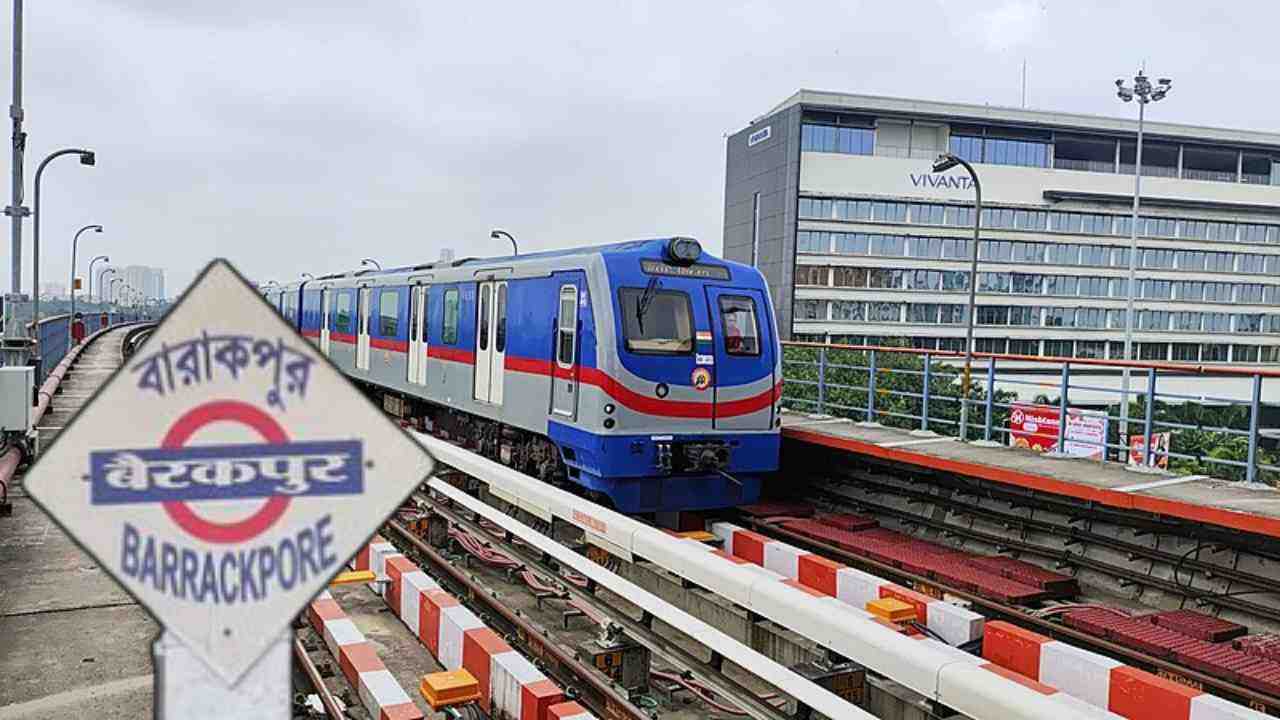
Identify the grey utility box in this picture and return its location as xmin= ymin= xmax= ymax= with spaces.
xmin=0 ymin=366 xmax=34 ymax=433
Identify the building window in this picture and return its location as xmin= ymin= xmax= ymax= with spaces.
xmin=795 ymin=265 xmax=828 ymax=286
xmin=1205 ymin=313 xmax=1231 ymax=332
xmin=831 ymin=301 xmax=863 ymax=321
xmin=1008 ymin=306 xmax=1041 ymax=326
xmin=1044 ymin=340 xmax=1073 ymax=357
xmin=1234 ymin=345 xmax=1261 ymax=363
xmin=939 ymin=305 xmax=967 ymax=324
xmin=832 ymin=267 xmax=867 ymax=287
xmin=907 ymin=304 xmax=940 ymax=323
xmin=795 ymin=300 xmax=827 ymax=320
xmin=1008 ymin=339 xmax=1039 ymax=355
xmin=1139 ymin=342 xmax=1169 ymax=360
xmin=1202 ymin=344 xmax=1229 ymax=362
xmin=941 ymin=271 xmax=969 ymax=291
xmin=911 ymin=204 xmax=946 ymax=225
xmin=1077 ymin=341 xmax=1107 ymax=359
xmin=1235 ymin=314 xmax=1263 ymax=333
xmin=801 ymin=123 xmax=874 ymax=155
xmin=1172 ymin=343 xmax=1201 ymax=362
xmin=975 ymin=338 xmax=1007 ymax=353
xmin=869 ymin=235 xmax=907 ymax=257
xmin=834 ymin=233 xmax=869 ymax=255
xmin=1076 ymin=308 xmax=1106 ymax=329
xmin=1044 ymin=307 xmax=1074 ymax=327
xmin=977 ymin=306 xmax=1009 ymax=325
xmin=797 ymin=231 xmax=830 ymax=253
xmin=1172 ymin=312 xmax=1202 ymax=332
xmin=867 ymin=302 xmax=901 ymax=322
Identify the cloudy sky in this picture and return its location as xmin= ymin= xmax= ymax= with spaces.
xmin=1 ymin=0 xmax=1277 ymax=298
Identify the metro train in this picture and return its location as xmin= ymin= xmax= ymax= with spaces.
xmin=263 ymin=237 xmax=782 ymax=513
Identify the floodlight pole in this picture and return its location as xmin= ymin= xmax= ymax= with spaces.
xmin=933 ymin=153 xmax=983 ymax=442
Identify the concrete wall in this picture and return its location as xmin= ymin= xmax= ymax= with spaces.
xmin=724 ymin=106 xmax=802 ymax=339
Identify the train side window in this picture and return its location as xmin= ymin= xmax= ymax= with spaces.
xmin=719 ymin=295 xmax=761 ymax=356
xmin=420 ymin=291 xmax=429 ymax=342
xmin=443 ymin=288 xmax=460 ymax=344
xmin=336 ymin=292 xmax=351 ymax=333
xmin=557 ymin=285 xmax=576 ymax=367
xmin=495 ymin=284 xmax=508 ymax=353
xmin=477 ymin=284 xmax=491 ymax=351
xmin=379 ymin=290 xmax=398 ymax=336
xmin=408 ymin=289 xmax=417 ymax=341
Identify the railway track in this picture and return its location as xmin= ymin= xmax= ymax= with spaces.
xmin=728 ymin=468 xmax=1280 ymax=714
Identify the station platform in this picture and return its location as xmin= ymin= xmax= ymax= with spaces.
xmin=0 ymin=326 xmax=155 ymax=719
xmin=781 ymin=411 xmax=1280 ymax=541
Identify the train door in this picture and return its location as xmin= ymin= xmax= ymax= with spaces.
xmin=472 ymin=281 xmax=508 ymax=404
xmin=550 ymin=283 xmax=578 ymax=419
xmin=356 ymin=286 xmax=371 ymax=371
xmin=319 ymin=288 xmax=331 ymax=356
xmin=408 ymin=284 xmax=429 ymax=385
xmin=704 ymin=286 xmax=774 ymax=430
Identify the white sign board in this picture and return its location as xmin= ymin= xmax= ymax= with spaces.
xmin=24 ymin=259 xmax=434 ymax=683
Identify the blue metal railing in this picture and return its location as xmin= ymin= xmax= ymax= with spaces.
xmin=781 ymin=341 xmax=1280 ymax=485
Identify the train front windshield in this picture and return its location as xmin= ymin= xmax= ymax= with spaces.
xmin=619 ymin=286 xmax=694 ymax=354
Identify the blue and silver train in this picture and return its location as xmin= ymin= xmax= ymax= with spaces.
xmin=264 ymin=238 xmax=781 ymax=513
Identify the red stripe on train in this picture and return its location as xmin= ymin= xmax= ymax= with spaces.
xmin=504 ymin=355 xmax=780 ymax=419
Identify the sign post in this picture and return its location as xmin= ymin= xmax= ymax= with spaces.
xmin=24 ymin=259 xmax=434 ymax=717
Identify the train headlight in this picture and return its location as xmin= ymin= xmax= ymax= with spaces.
xmin=604 ymin=403 xmax=615 ymax=415
xmin=665 ymin=237 xmax=702 ymax=265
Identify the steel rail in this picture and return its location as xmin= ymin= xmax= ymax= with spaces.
xmin=748 ymin=506 xmax=1280 ymax=711
xmin=812 ymin=481 xmax=1280 ymax=624
xmin=292 ymin=637 xmax=344 ymax=720
xmin=401 ymin=493 xmax=797 ymax=720
xmin=826 ymin=470 xmax=1280 ymax=599
xmin=382 ymin=516 xmax=651 ymax=720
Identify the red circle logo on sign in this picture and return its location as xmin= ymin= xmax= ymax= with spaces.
xmin=160 ymin=400 xmax=291 ymax=544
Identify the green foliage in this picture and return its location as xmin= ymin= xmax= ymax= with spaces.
xmin=781 ymin=343 xmax=1016 ymax=441
xmin=783 ymin=345 xmax=1277 ymax=485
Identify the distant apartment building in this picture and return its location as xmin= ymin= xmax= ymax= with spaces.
xmin=122 ymin=265 xmax=166 ymax=300
xmin=724 ymin=90 xmax=1280 ymax=365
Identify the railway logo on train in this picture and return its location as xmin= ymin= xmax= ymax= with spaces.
xmin=260 ymin=236 xmax=783 ymax=513
xmin=23 ymin=259 xmax=434 ymax=682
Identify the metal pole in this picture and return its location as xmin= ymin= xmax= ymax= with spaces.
xmin=957 ymin=159 xmax=983 ymax=441
xmin=87 ymin=254 xmax=107 ymax=302
xmin=32 ymin=148 xmax=93 ymax=380
xmin=1142 ymin=367 xmax=1157 ymax=467
xmin=69 ymin=224 xmax=100 ymax=321
xmin=5 ymin=0 xmax=23 ymax=297
xmin=1120 ymin=99 xmax=1145 ymax=448
xmin=1056 ymin=364 xmax=1070 ymax=454
xmin=921 ymin=352 xmax=932 ymax=432
xmin=1247 ymin=374 xmax=1262 ymax=484
xmin=983 ymin=359 xmax=997 ymax=442
xmin=98 ymin=268 xmax=114 ymax=303
xmin=816 ymin=346 xmax=827 ymax=414
xmin=866 ymin=349 xmax=877 ymax=423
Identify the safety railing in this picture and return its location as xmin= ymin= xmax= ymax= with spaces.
xmin=24 ymin=307 xmax=142 ymax=379
xmin=781 ymin=341 xmax=1280 ymax=486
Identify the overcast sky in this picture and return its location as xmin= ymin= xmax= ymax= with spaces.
xmin=1 ymin=0 xmax=1277 ymax=298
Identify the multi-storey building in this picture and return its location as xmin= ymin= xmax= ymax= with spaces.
xmin=121 ymin=265 xmax=166 ymax=301
xmin=724 ymin=90 xmax=1280 ymax=364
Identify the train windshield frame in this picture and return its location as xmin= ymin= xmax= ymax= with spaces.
xmin=618 ymin=287 xmax=694 ymax=355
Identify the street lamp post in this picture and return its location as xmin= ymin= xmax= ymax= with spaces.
xmin=31 ymin=147 xmax=94 ymax=379
xmin=70 ymin=223 xmax=102 ymax=320
xmin=1115 ymin=71 xmax=1171 ymax=463
xmin=300 ymin=273 xmax=314 ymax=281
xmin=98 ymin=267 xmax=115 ymax=303
xmin=932 ymin=153 xmax=983 ymax=442
xmin=360 ymin=258 xmax=381 ymax=271
xmin=87 ymin=254 xmax=108 ymax=304
xmin=490 ymin=229 xmax=518 ymax=256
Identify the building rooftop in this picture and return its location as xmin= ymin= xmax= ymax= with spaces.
xmin=763 ymin=89 xmax=1280 ymax=150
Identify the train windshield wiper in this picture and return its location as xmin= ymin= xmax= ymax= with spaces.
xmin=635 ymin=276 xmax=660 ymax=334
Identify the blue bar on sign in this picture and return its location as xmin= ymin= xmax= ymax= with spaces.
xmin=89 ymin=440 xmax=364 ymax=505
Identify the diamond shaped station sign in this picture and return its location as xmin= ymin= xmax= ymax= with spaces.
xmin=25 ymin=259 xmax=434 ymax=683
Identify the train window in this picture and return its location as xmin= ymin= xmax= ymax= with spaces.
xmin=443 ymin=288 xmax=459 ymax=344
xmin=557 ymin=286 xmax=576 ymax=367
xmin=495 ymin=284 xmax=508 ymax=353
xmin=478 ymin=284 xmax=491 ymax=351
xmin=336 ymin=292 xmax=351 ymax=333
xmin=618 ymin=287 xmax=694 ymax=354
xmin=719 ymin=295 xmax=761 ymax=356
xmin=420 ymin=291 xmax=429 ymax=342
xmin=379 ymin=290 xmax=398 ymax=336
